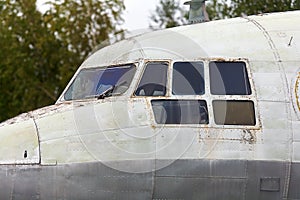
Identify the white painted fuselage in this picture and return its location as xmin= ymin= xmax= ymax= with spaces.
xmin=0 ymin=11 xmax=300 ymax=200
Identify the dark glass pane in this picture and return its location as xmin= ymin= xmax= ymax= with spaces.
xmin=64 ymin=64 xmax=135 ymax=100
xmin=151 ymin=100 xmax=209 ymax=124
xmin=213 ymin=100 xmax=256 ymax=125
xmin=135 ymin=62 xmax=168 ymax=96
xmin=209 ymin=62 xmax=252 ymax=95
xmin=172 ymin=62 xmax=205 ymax=95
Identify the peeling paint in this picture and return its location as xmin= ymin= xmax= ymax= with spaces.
xmin=242 ymin=130 xmax=256 ymax=144
xmin=0 ymin=113 xmax=31 ymax=127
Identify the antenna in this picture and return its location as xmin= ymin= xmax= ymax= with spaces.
xmin=184 ymin=0 xmax=209 ymax=24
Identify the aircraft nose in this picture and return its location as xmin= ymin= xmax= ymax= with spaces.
xmin=0 ymin=114 xmax=40 ymax=165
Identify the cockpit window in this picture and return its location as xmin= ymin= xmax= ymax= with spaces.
xmin=64 ymin=64 xmax=136 ymax=101
xmin=209 ymin=61 xmax=256 ymax=126
xmin=213 ymin=100 xmax=256 ymax=125
xmin=172 ymin=62 xmax=205 ymax=95
xmin=135 ymin=62 xmax=168 ymax=96
xmin=209 ymin=61 xmax=251 ymax=95
xmin=151 ymin=100 xmax=209 ymax=124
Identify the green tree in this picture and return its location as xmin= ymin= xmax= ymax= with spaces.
xmin=150 ymin=0 xmax=300 ymax=26
xmin=206 ymin=0 xmax=300 ymax=20
xmin=0 ymin=0 xmax=124 ymax=122
xmin=44 ymin=0 xmax=125 ymax=92
xmin=206 ymin=0 xmax=231 ymax=20
xmin=0 ymin=0 xmax=60 ymax=121
xmin=226 ymin=0 xmax=299 ymax=18
xmin=150 ymin=0 xmax=187 ymax=29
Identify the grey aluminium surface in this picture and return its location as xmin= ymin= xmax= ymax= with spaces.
xmin=0 ymin=159 xmax=299 ymax=200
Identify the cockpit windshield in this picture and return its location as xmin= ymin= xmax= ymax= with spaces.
xmin=64 ymin=64 xmax=136 ymax=101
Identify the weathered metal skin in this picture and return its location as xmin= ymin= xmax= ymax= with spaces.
xmin=0 ymin=160 xmax=299 ymax=200
xmin=0 ymin=11 xmax=300 ymax=199
xmin=0 ymin=115 xmax=39 ymax=164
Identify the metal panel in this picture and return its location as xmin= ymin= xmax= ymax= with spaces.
xmin=288 ymin=163 xmax=300 ymax=199
xmin=153 ymin=176 xmax=246 ymax=200
xmin=253 ymin=73 xmax=287 ymax=102
xmin=0 ymin=159 xmax=297 ymax=200
xmin=260 ymin=178 xmax=280 ymax=192
xmin=293 ymin=142 xmax=300 ymax=162
xmin=0 ymin=118 xmax=39 ymax=164
xmin=296 ymin=72 xmax=300 ymax=113
xmin=0 ymin=162 xmax=154 ymax=200
xmin=155 ymin=159 xmax=248 ymax=177
xmin=245 ymin=161 xmax=287 ymax=200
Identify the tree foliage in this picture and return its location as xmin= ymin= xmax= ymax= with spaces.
xmin=207 ymin=0 xmax=300 ymax=20
xmin=150 ymin=0 xmax=187 ymax=29
xmin=151 ymin=0 xmax=300 ymax=27
xmin=0 ymin=0 xmax=124 ymax=122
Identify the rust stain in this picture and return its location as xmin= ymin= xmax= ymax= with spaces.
xmin=202 ymin=57 xmax=249 ymax=62
xmin=150 ymin=124 xmax=156 ymax=130
xmin=242 ymin=129 xmax=256 ymax=144
xmin=0 ymin=113 xmax=31 ymax=127
xmin=296 ymin=72 xmax=300 ymax=112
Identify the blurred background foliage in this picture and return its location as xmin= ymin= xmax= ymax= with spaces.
xmin=0 ymin=0 xmax=299 ymax=122
xmin=150 ymin=0 xmax=300 ymax=28
xmin=0 ymin=0 xmax=124 ymax=122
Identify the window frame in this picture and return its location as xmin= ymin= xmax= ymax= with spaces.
xmin=212 ymin=100 xmax=256 ymax=126
xmin=60 ymin=63 xmax=137 ymax=102
xmin=151 ymin=99 xmax=209 ymax=125
xmin=209 ymin=61 xmax=252 ymax=95
xmin=172 ymin=61 xmax=205 ymax=96
xmin=133 ymin=60 xmax=171 ymax=97
xmin=207 ymin=59 xmax=259 ymax=129
xmin=132 ymin=59 xmax=260 ymax=129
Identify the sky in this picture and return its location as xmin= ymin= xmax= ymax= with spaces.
xmin=124 ymin=0 xmax=188 ymax=30
xmin=123 ymin=0 xmax=161 ymax=30
xmin=37 ymin=0 xmax=188 ymax=31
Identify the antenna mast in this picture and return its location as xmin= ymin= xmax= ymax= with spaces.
xmin=184 ymin=0 xmax=209 ymax=24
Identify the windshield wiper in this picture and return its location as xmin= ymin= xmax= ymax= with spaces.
xmin=97 ymin=85 xmax=115 ymax=99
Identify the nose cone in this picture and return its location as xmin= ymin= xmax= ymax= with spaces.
xmin=0 ymin=113 xmax=40 ymax=164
